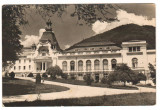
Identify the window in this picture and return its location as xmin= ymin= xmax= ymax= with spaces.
xmin=29 ymin=65 xmax=31 ymax=70
xmin=137 ymin=47 xmax=140 ymax=51
xmin=86 ymin=60 xmax=91 ymax=71
xmin=133 ymin=47 xmax=136 ymax=52
xmin=19 ymin=60 xmax=21 ymax=63
xmin=24 ymin=59 xmax=26 ymax=63
xmin=24 ymin=66 xmax=26 ymax=70
xmin=103 ymin=59 xmax=108 ymax=70
xmin=19 ymin=66 xmax=21 ymax=70
xmin=129 ymin=47 xmax=132 ymax=52
xmin=62 ymin=61 xmax=67 ymax=71
xmin=14 ymin=66 xmax=16 ymax=70
xmin=70 ymin=61 xmax=75 ymax=71
xmin=111 ymin=59 xmax=117 ymax=70
xmin=132 ymin=58 xmax=138 ymax=68
xmin=78 ymin=60 xmax=83 ymax=71
xmin=103 ymin=73 xmax=108 ymax=78
xmin=128 ymin=46 xmax=141 ymax=52
xmin=42 ymin=53 xmax=46 ymax=56
xmin=94 ymin=60 xmax=100 ymax=70
xmin=91 ymin=48 xmax=94 ymax=50
xmin=29 ymin=60 xmax=31 ymax=63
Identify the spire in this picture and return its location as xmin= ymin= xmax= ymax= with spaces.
xmin=45 ymin=19 xmax=52 ymax=31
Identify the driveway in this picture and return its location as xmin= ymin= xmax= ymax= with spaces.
xmin=3 ymin=77 xmax=156 ymax=103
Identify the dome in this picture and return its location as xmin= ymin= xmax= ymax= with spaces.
xmin=39 ymin=20 xmax=61 ymax=51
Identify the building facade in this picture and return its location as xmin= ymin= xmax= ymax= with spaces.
xmin=10 ymin=21 xmax=156 ymax=80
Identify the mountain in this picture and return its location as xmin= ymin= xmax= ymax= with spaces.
xmin=68 ymin=24 xmax=155 ymax=50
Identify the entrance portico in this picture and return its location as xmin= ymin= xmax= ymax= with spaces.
xmin=33 ymin=58 xmax=52 ymax=73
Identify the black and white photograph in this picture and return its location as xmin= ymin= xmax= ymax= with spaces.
xmin=2 ymin=3 xmax=156 ymax=107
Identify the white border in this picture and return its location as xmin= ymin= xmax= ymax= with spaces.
xmin=0 ymin=0 xmax=159 ymax=110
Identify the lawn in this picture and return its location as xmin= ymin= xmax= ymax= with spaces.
xmin=2 ymin=77 xmax=69 ymax=96
xmin=3 ymin=92 xmax=156 ymax=106
xmin=46 ymin=78 xmax=138 ymax=90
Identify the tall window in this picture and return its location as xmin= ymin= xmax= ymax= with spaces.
xmin=19 ymin=60 xmax=21 ymax=63
xmin=14 ymin=66 xmax=16 ymax=70
xmin=62 ymin=61 xmax=67 ymax=71
xmin=78 ymin=60 xmax=83 ymax=71
xmin=86 ymin=60 xmax=91 ymax=71
xmin=103 ymin=59 xmax=108 ymax=70
xmin=94 ymin=60 xmax=100 ymax=70
xmin=24 ymin=59 xmax=26 ymax=63
xmin=29 ymin=65 xmax=31 ymax=70
xmin=24 ymin=66 xmax=26 ymax=70
xmin=111 ymin=59 xmax=117 ymax=69
xmin=19 ymin=66 xmax=21 ymax=70
xmin=132 ymin=58 xmax=138 ymax=68
xmin=70 ymin=61 xmax=75 ymax=71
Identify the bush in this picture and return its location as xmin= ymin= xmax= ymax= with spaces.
xmin=42 ymin=73 xmax=48 ymax=78
xmin=46 ymin=65 xmax=63 ymax=80
xmin=9 ymin=71 xmax=15 ymax=79
xmin=28 ymin=73 xmax=34 ymax=77
xmin=70 ymin=74 xmax=76 ymax=80
xmin=83 ymin=75 xmax=94 ymax=85
xmin=36 ymin=73 xmax=41 ymax=84
xmin=146 ymin=83 xmax=152 ymax=86
xmin=101 ymin=77 xmax=108 ymax=84
xmin=61 ymin=73 xmax=68 ymax=79
xmin=137 ymin=73 xmax=146 ymax=81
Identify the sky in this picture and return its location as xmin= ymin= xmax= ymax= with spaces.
xmin=20 ymin=4 xmax=155 ymax=49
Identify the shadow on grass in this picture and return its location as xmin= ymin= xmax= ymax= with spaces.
xmin=3 ymin=92 xmax=156 ymax=106
xmin=3 ymin=77 xmax=69 ymax=96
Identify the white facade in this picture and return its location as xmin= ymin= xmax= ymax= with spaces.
xmin=10 ymin=22 xmax=156 ymax=80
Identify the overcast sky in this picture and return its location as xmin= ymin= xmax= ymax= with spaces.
xmin=20 ymin=4 xmax=155 ymax=49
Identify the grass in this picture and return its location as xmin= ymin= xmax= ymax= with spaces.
xmin=46 ymin=78 xmax=138 ymax=90
xmin=3 ymin=92 xmax=156 ymax=106
xmin=2 ymin=77 xmax=69 ymax=96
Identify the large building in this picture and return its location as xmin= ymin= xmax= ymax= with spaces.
xmin=10 ymin=21 xmax=156 ymax=80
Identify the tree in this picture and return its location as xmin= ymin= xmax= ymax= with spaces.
xmin=46 ymin=65 xmax=63 ymax=79
xmin=112 ymin=63 xmax=136 ymax=86
xmin=36 ymin=73 xmax=41 ymax=84
xmin=148 ymin=63 xmax=156 ymax=84
xmin=137 ymin=73 xmax=147 ymax=82
xmin=83 ymin=74 xmax=94 ymax=85
xmin=9 ymin=71 xmax=15 ymax=80
xmin=2 ymin=5 xmax=25 ymax=69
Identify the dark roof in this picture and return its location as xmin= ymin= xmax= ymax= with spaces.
xmin=40 ymin=30 xmax=62 ymax=51
xmin=40 ymin=31 xmax=57 ymax=45
xmin=74 ymin=41 xmax=115 ymax=47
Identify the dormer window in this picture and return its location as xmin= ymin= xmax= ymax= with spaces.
xmin=91 ymin=48 xmax=94 ymax=50
xmin=42 ymin=53 xmax=46 ymax=56
xmin=128 ymin=46 xmax=140 ymax=52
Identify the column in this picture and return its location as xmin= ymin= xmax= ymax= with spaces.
xmin=42 ymin=62 xmax=43 ymax=71
xmin=45 ymin=62 xmax=47 ymax=71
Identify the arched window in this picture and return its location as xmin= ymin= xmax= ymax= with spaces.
xmin=132 ymin=58 xmax=138 ymax=68
xmin=62 ymin=61 xmax=67 ymax=71
xmin=86 ymin=60 xmax=91 ymax=71
xmin=70 ymin=61 xmax=75 ymax=71
xmin=78 ymin=60 xmax=83 ymax=71
xmin=103 ymin=59 xmax=108 ymax=70
xmin=94 ymin=59 xmax=100 ymax=70
xmin=111 ymin=59 xmax=117 ymax=69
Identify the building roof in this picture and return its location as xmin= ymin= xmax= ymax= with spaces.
xmin=39 ymin=20 xmax=62 ymax=51
xmin=65 ymin=40 xmax=121 ymax=52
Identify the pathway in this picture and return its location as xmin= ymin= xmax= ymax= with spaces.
xmin=3 ymin=77 xmax=156 ymax=103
